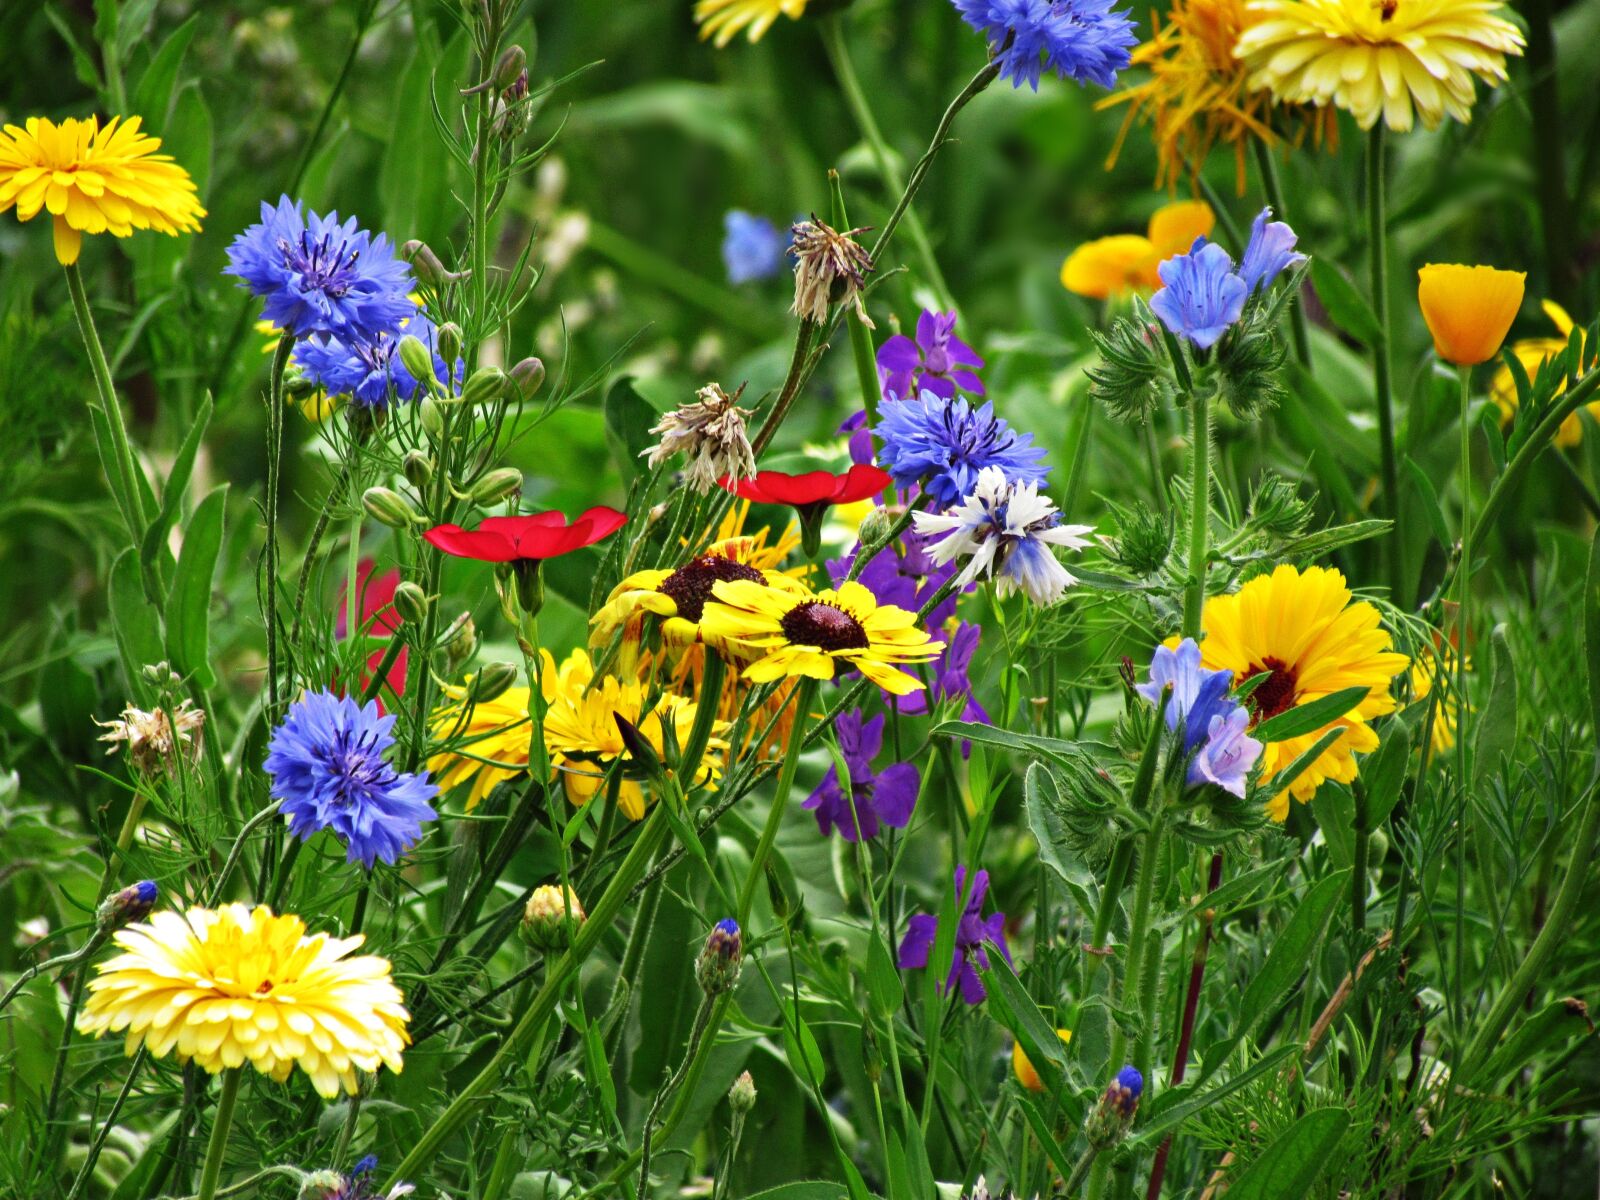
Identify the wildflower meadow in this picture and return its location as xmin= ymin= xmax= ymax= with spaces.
xmin=6 ymin=0 xmax=1600 ymax=1196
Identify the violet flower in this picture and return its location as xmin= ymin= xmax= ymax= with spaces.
xmin=878 ymin=310 xmax=985 ymax=400
xmin=898 ymin=865 xmax=1010 ymax=1004
xmin=803 ymin=710 xmax=920 ymax=841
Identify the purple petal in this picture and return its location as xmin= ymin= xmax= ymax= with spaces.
xmin=871 ymin=763 xmax=921 ymax=828
xmin=897 ymin=914 xmax=938 ymax=969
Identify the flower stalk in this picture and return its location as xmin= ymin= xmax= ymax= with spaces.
xmin=196 ymin=1068 xmax=243 ymax=1200
xmin=1366 ymin=125 xmax=1403 ymax=604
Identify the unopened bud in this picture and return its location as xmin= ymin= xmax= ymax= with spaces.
xmin=142 ymin=661 xmax=179 ymax=687
xmin=437 ymin=322 xmax=464 ymax=368
xmin=362 ymin=487 xmax=420 ymax=529
xmin=402 ymin=240 xmax=451 ymax=289
xmin=403 ymin=450 xmax=434 ymax=489
xmin=461 ymin=365 xmax=510 ymax=408
xmin=97 ymin=880 xmax=158 ymax=932
xmin=728 ymin=1070 xmax=757 ymax=1115
xmin=856 ymin=504 xmax=898 ymax=548
xmin=696 ymin=918 xmax=743 ymax=996
xmin=1085 ymin=1065 xmax=1143 ymax=1149
xmin=471 ymin=467 xmax=523 ymax=505
xmin=511 ymin=560 xmax=543 ymax=616
xmin=469 ymin=661 xmax=518 ymax=704
xmin=420 ymin=395 xmax=445 ymax=439
xmin=509 ymin=356 xmax=546 ymax=401
xmin=442 ymin=612 xmax=477 ymax=670
xmin=521 ymin=883 xmax=585 ymax=952
xmin=397 ymin=335 xmax=435 ymax=389
xmin=393 ymin=581 xmax=429 ymax=625
xmin=493 ymin=45 xmax=527 ymax=90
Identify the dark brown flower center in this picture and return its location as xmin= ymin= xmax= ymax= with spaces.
xmin=1241 ymin=657 xmax=1299 ymax=724
xmin=780 ymin=601 xmax=870 ymax=652
xmin=658 ymin=555 xmax=765 ymax=622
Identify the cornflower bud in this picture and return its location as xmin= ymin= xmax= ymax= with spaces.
xmin=442 ymin=612 xmax=478 ymax=670
xmin=401 ymin=239 xmax=454 ymax=288
xmin=362 ymin=487 xmax=421 ymax=529
xmin=1084 ymin=1065 xmax=1143 ymax=1149
xmin=469 ymin=661 xmax=518 ymax=704
xmin=397 ymin=335 xmax=435 ymax=389
xmin=728 ymin=1070 xmax=757 ymax=1115
xmin=96 ymin=880 xmax=158 ymax=932
xmin=402 ymin=450 xmax=434 ymax=489
xmin=509 ymin=356 xmax=545 ymax=401
xmin=492 ymin=45 xmax=527 ymax=90
xmin=696 ymin=918 xmax=743 ymax=996
xmin=419 ymin=395 xmax=445 ymax=439
xmin=392 ymin=581 xmax=429 ymax=625
xmin=521 ymin=884 xmax=585 ymax=953
xmin=471 ymin=467 xmax=523 ymax=505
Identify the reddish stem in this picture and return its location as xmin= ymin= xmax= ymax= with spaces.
xmin=1145 ymin=851 xmax=1224 ymax=1200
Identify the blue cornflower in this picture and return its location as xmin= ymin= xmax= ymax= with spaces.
xmin=876 ymin=391 xmax=1050 ymax=510
xmin=225 ymin=196 xmax=416 ymax=340
xmin=295 ymin=311 xmax=458 ymax=408
xmin=265 ymin=690 xmax=438 ymax=869
xmin=952 ymin=0 xmax=1136 ymax=91
xmin=722 ymin=210 xmax=786 ymax=284
xmin=1137 ymin=638 xmax=1261 ymax=797
xmin=1149 ymin=237 xmax=1248 ymax=350
xmin=1237 ymin=206 xmax=1306 ymax=293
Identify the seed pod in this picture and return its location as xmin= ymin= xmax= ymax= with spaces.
xmin=420 ymin=396 xmax=445 ymax=439
xmin=393 ymin=581 xmax=429 ymax=625
xmin=471 ymin=467 xmax=523 ymax=505
xmin=362 ymin=487 xmax=420 ymax=529
xmin=437 ymin=322 xmax=464 ymax=368
xmin=509 ymin=356 xmax=545 ymax=401
xmin=461 ymin=365 xmax=510 ymax=407
xmin=442 ymin=612 xmax=477 ymax=670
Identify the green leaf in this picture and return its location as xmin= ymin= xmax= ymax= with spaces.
xmin=781 ymin=998 xmax=825 ymax=1084
xmin=1473 ymin=627 xmax=1517 ymax=781
xmin=1311 ymin=788 xmax=1355 ymax=868
xmin=114 ymin=0 xmax=161 ymax=64
xmin=1268 ymin=725 xmax=1346 ymax=797
xmin=1255 ymin=686 xmax=1370 ymax=743
xmin=1130 ymin=1044 xmax=1298 ymax=1145
xmin=163 ymin=484 xmax=227 ymax=690
xmin=141 ymin=392 xmax=212 ymax=578
xmin=1478 ymin=999 xmax=1596 ymax=1082
xmin=932 ymin=720 xmax=1078 ymax=765
xmin=132 ymin=14 xmax=201 ymax=124
xmin=1359 ymin=719 xmax=1413 ymax=828
xmin=1402 ymin=456 xmax=1452 ymax=555
xmin=1310 ymin=260 xmax=1382 ymax=346
xmin=865 ymin=932 xmax=903 ymax=1018
xmin=603 ymin=375 xmax=660 ymax=479
xmin=109 ymin=548 xmax=165 ymax=698
xmin=1218 ymin=1107 xmax=1349 ymax=1200
xmin=982 ymin=953 xmax=1068 ymax=1096
xmin=1025 ymin=760 xmax=1093 ymax=886
xmin=1588 ymin=528 xmax=1600 ymax=756
xmin=739 ymin=1185 xmax=855 ymax=1200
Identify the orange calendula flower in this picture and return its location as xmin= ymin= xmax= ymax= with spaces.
xmin=1013 ymin=1028 xmax=1072 ymax=1092
xmin=1061 ymin=200 xmax=1215 ymax=300
xmin=0 ymin=115 xmax=205 ymax=265
xmin=1489 ymin=301 xmax=1598 ymax=446
xmin=1417 ymin=264 xmax=1526 ymax=366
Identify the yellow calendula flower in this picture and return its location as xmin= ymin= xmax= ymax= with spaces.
xmin=76 ymin=904 xmax=409 ymax=1098
xmin=1417 ymin=264 xmax=1526 ymax=367
xmin=1099 ymin=0 xmax=1336 ymax=192
xmin=1490 ymin=301 xmax=1598 ymax=447
xmin=0 ymin=115 xmax=205 ymax=265
xmin=699 ymin=578 xmax=942 ymax=696
xmin=1235 ymin=0 xmax=1524 ymax=133
xmin=1189 ymin=564 xmax=1410 ymax=820
xmin=1013 ymin=1028 xmax=1072 ymax=1093
xmin=1061 ymin=200 xmax=1215 ymax=300
xmin=1408 ymin=640 xmax=1465 ymax=755
xmin=695 ymin=0 xmax=807 ymax=46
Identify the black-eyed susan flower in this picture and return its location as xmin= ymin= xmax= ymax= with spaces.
xmin=1099 ymin=0 xmax=1336 ymax=192
xmin=694 ymin=0 xmax=808 ymax=47
xmin=1060 ymin=200 xmax=1215 ymax=300
xmin=1188 ymin=564 xmax=1410 ymax=820
xmin=699 ymin=578 xmax=942 ymax=696
xmin=1417 ymin=264 xmax=1526 ymax=367
xmin=1489 ymin=301 xmax=1598 ymax=447
xmin=76 ymin=904 xmax=409 ymax=1098
xmin=0 ymin=115 xmax=205 ymax=265
xmin=1235 ymin=0 xmax=1524 ymax=133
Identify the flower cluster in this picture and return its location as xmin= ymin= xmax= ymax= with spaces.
xmin=1150 ymin=207 xmax=1304 ymax=349
xmin=876 ymin=392 xmax=1050 ymax=510
xmin=1138 ymin=638 xmax=1263 ymax=796
xmin=952 ymin=0 xmax=1137 ymax=91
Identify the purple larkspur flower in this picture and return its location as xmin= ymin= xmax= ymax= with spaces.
xmin=897 ymin=865 xmax=1011 ymax=1004
xmin=1149 ymin=237 xmax=1248 ymax=350
xmin=878 ymin=310 xmax=986 ymax=401
xmin=804 ymin=710 xmax=921 ymax=841
xmin=895 ymin=621 xmax=990 ymax=725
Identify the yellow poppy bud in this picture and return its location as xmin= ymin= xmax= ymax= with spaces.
xmin=1012 ymin=1027 xmax=1072 ymax=1092
xmin=1416 ymin=264 xmax=1526 ymax=366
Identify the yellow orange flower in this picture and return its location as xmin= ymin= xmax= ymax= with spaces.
xmin=1013 ymin=1028 xmax=1072 ymax=1093
xmin=1417 ymin=264 xmax=1526 ymax=366
xmin=0 ymin=115 xmax=205 ymax=265
xmin=699 ymin=579 xmax=941 ymax=696
xmin=1189 ymin=564 xmax=1410 ymax=820
xmin=1100 ymin=0 xmax=1336 ymax=191
xmin=76 ymin=904 xmax=409 ymax=1098
xmin=1489 ymin=301 xmax=1598 ymax=447
xmin=1235 ymin=0 xmax=1524 ymax=133
xmin=1408 ymin=640 xmax=1465 ymax=755
xmin=1061 ymin=201 xmax=1215 ymax=300
xmin=695 ymin=0 xmax=807 ymax=46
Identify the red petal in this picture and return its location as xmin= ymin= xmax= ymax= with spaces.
xmin=423 ymin=524 xmax=520 ymax=561
xmin=831 ymin=464 xmax=894 ymax=503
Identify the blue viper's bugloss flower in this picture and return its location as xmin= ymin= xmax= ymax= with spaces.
xmin=265 ymin=690 xmax=438 ymax=869
xmin=1237 ymin=206 xmax=1307 ymax=293
xmin=296 ymin=311 xmax=457 ymax=408
xmin=722 ymin=210 xmax=786 ymax=284
xmin=875 ymin=391 xmax=1050 ymax=510
xmin=225 ymin=196 xmax=415 ymax=341
xmin=1138 ymin=638 xmax=1261 ymax=797
xmin=898 ymin=865 xmax=1011 ymax=1004
xmin=1149 ymin=237 xmax=1248 ymax=349
xmin=952 ymin=0 xmax=1137 ymax=91
xmin=803 ymin=710 xmax=921 ymax=841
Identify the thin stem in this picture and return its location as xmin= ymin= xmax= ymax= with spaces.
xmin=196 ymin=1069 xmax=242 ymax=1200
xmin=1252 ymin=139 xmax=1312 ymax=368
xmin=736 ymin=679 xmax=817 ymax=924
xmin=638 ymin=995 xmax=716 ymax=1193
xmin=1452 ymin=363 xmax=1473 ymax=1029
xmin=1176 ymin=338 xmax=1210 ymax=639
xmin=1125 ymin=815 xmax=1167 ymax=1087
xmin=1351 ymin=779 xmax=1370 ymax=933
xmin=290 ymin=458 xmax=355 ymax=652
xmin=1064 ymin=1147 xmax=1100 ymax=1196
xmin=264 ymin=334 xmax=294 ymax=718
xmin=1366 ymin=125 xmax=1403 ymax=604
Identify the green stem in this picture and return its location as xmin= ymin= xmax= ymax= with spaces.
xmin=1351 ymin=779 xmax=1370 ymax=933
xmin=736 ymin=679 xmax=817 ymax=924
xmin=196 ymin=1069 xmax=242 ymax=1200
xmin=819 ymin=13 xmax=957 ymax=313
xmin=1453 ymin=364 xmax=1473 ymax=1025
xmin=1523 ymin=0 xmax=1576 ymax=310
xmin=1123 ymin=814 xmax=1167 ymax=1083
xmin=264 ymin=335 xmax=293 ymax=718
xmin=1174 ymin=338 xmax=1209 ymax=639
xmin=638 ymin=995 xmax=716 ymax=1193
xmin=1252 ymin=139 xmax=1311 ymax=368
xmin=1366 ymin=124 xmax=1403 ymax=605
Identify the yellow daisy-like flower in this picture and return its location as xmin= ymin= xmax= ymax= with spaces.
xmin=76 ymin=904 xmax=408 ymax=1099
xmin=1100 ymin=0 xmax=1336 ymax=192
xmin=0 ymin=115 xmax=205 ymax=265
xmin=1490 ymin=301 xmax=1598 ymax=447
xmin=694 ymin=0 xmax=808 ymax=46
xmin=1234 ymin=0 xmax=1524 ymax=133
xmin=1417 ymin=263 xmax=1526 ymax=367
xmin=1408 ymin=640 xmax=1465 ymax=755
xmin=1190 ymin=564 xmax=1410 ymax=820
xmin=699 ymin=579 xmax=942 ymax=696
xmin=1061 ymin=201 xmax=1215 ymax=300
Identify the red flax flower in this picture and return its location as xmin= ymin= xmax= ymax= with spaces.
xmin=720 ymin=464 xmax=891 ymax=555
xmin=337 ymin=559 xmax=407 ymax=710
xmin=425 ymin=508 xmax=626 ymax=613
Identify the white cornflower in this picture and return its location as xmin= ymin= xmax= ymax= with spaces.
xmin=642 ymin=382 xmax=756 ymax=492
xmin=913 ymin=466 xmax=1093 ymax=607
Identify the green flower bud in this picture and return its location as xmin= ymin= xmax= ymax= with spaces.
xmin=493 ymin=45 xmax=527 ymax=90
xmin=437 ymin=322 xmax=464 ymax=368
xmin=402 ymin=450 xmax=434 ymax=489
xmin=442 ymin=611 xmax=477 ymax=670
xmin=728 ymin=1070 xmax=757 ymax=1115
xmin=471 ymin=467 xmax=523 ymax=505
xmin=393 ymin=581 xmax=429 ymax=625
xmin=362 ymin=486 xmax=420 ymax=529
xmin=420 ymin=395 xmax=445 ymax=439
xmin=521 ymin=884 xmax=584 ymax=953
xmin=397 ymin=335 xmax=435 ymax=390
xmin=509 ymin=356 xmax=545 ymax=401
xmin=401 ymin=239 xmax=451 ymax=289
xmin=470 ymin=661 xmax=519 ymax=704
xmin=461 ymin=365 xmax=510 ymax=407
